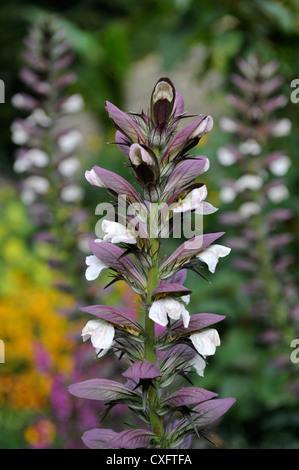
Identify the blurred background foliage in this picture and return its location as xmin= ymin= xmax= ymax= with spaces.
xmin=0 ymin=0 xmax=298 ymax=449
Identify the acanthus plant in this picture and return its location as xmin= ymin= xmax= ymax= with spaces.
xmin=69 ymin=77 xmax=235 ymax=449
xmin=11 ymin=15 xmax=88 ymax=294
xmin=10 ymin=16 xmax=111 ymax=448
xmin=217 ymin=55 xmax=298 ymax=355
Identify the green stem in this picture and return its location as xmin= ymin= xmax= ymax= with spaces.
xmin=144 ymin=209 xmax=164 ymax=441
xmin=253 ymin=212 xmax=294 ymax=345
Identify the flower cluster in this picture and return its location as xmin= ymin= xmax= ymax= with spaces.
xmin=69 ymin=77 xmax=235 ymax=449
xmin=9 ymin=16 xmax=129 ymax=449
xmin=11 ymin=15 xmax=88 ymax=287
xmin=217 ymin=55 xmax=298 ymax=348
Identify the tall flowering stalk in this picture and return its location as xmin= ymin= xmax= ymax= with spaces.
xmin=69 ymin=78 xmax=235 ymax=449
xmin=217 ymin=55 xmax=298 ymax=351
xmin=11 ymin=16 xmax=87 ymax=294
xmin=10 ymin=16 xmax=111 ymax=448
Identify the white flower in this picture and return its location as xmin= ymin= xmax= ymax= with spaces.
xmin=24 ymin=176 xmax=50 ymax=194
xmin=172 ymin=185 xmax=217 ymax=215
xmin=14 ymin=157 xmax=31 ymax=173
xmin=190 ymin=328 xmax=220 ymax=356
xmin=190 ymin=116 xmax=213 ymax=138
xmin=61 ymin=94 xmax=84 ymax=113
xmin=219 ymin=117 xmax=238 ymax=133
xmin=188 ymin=354 xmax=206 ymax=377
xmin=269 ymin=155 xmax=291 ymax=176
xmin=219 ymin=186 xmax=237 ymax=203
xmin=203 ymin=157 xmax=210 ymax=172
xmin=235 ymin=174 xmax=263 ymax=192
xmin=14 ymin=149 xmax=49 ymax=173
xmin=60 ymin=184 xmax=84 ymax=202
xmin=129 ymin=143 xmax=155 ymax=166
xmin=238 ymin=201 xmax=261 ymax=219
xmin=267 ymin=184 xmax=289 ymax=203
xmin=85 ymin=168 xmax=104 ymax=187
xmin=58 ymin=130 xmax=82 ymax=153
xmin=217 ymin=147 xmax=237 ymax=166
xmin=149 ymin=297 xmax=190 ymax=328
xmin=271 ymin=118 xmax=292 ymax=137
xmin=82 ymin=319 xmax=114 ymax=356
xmin=152 ymin=80 xmax=174 ymax=103
xmin=11 ymin=122 xmax=29 ymax=145
xmin=21 ymin=188 xmax=35 ymax=205
xmin=28 ymin=149 xmax=49 ymax=167
xmin=58 ymin=157 xmax=81 ymax=176
xmin=239 ymin=139 xmax=261 ymax=156
xmin=20 ymin=175 xmax=50 ymax=205
xmin=27 ymin=108 xmax=52 ymax=127
xmin=102 ymin=220 xmax=137 ymax=244
xmin=11 ymin=93 xmax=28 ymax=109
xmin=181 ymin=294 xmax=190 ymax=305
xmin=85 ymin=254 xmax=107 ymax=281
xmin=197 ymin=244 xmax=231 ymax=273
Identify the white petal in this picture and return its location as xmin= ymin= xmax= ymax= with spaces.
xmin=62 ymin=94 xmax=84 ymax=113
xmin=28 ymin=108 xmax=52 ymax=127
xmin=271 ymin=118 xmax=291 ymax=137
xmin=129 ymin=143 xmax=155 ymax=166
xmin=235 ymin=174 xmax=263 ymax=192
xmin=173 ymin=186 xmax=208 ymax=213
xmin=82 ymin=319 xmax=114 ymax=351
xmin=217 ymin=147 xmax=237 ymax=166
xmin=189 ymin=355 xmax=206 ymax=377
xmin=181 ymin=306 xmax=190 ymax=328
xmin=190 ymin=116 xmax=213 ymax=138
xmin=12 ymin=93 xmax=29 ymax=109
xmin=269 ymin=156 xmax=291 ymax=176
xmin=90 ymin=321 xmax=114 ymax=350
xmin=197 ymin=244 xmax=231 ymax=273
xmin=24 ymin=176 xmax=50 ymax=194
xmin=12 ymin=128 xmax=29 ymax=145
xmin=190 ymin=329 xmax=220 ymax=356
xmin=203 ymin=158 xmax=210 ymax=172
xmin=102 ymin=220 xmax=137 ymax=244
xmin=27 ymin=149 xmax=49 ymax=167
xmin=239 ymin=139 xmax=261 ymax=156
xmin=58 ymin=130 xmax=82 ymax=153
xmin=219 ymin=117 xmax=238 ymax=133
xmin=85 ymin=169 xmax=104 ymax=187
xmin=149 ymin=299 xmax=169 ymax=326
xmin=21 ymin=188 xmax=36 ymax=205
xmin=60 ymin=184 xmax=83 ymax=202
xmin=149 ymin=297 xmax=190 ymax=327
xmin=14 ymin=157 xmax=32 ymax=173
xmin=194 ymin=201 xmax=218 ymax=215
xmin=153 ymin=80 xmax=174 ymax=102
xmin=85 ymin=255 xmax=107 ymax=281
xmin=219 ymin=186 xmax=237 ymax=203
xmin=165 ymin=298 xmax=184 ymax=321
xmin=82 ymin=319 xmax=101 ymax=342
xmin=267 ymin=184 xmax=289 ymax=203
xmin=181 ymin=294 xmax=190 ymax=305
xmin=238 ymin=201 xmax=261 ymax=218
xmin=58 ymin=157 xmax=80 ymax=176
